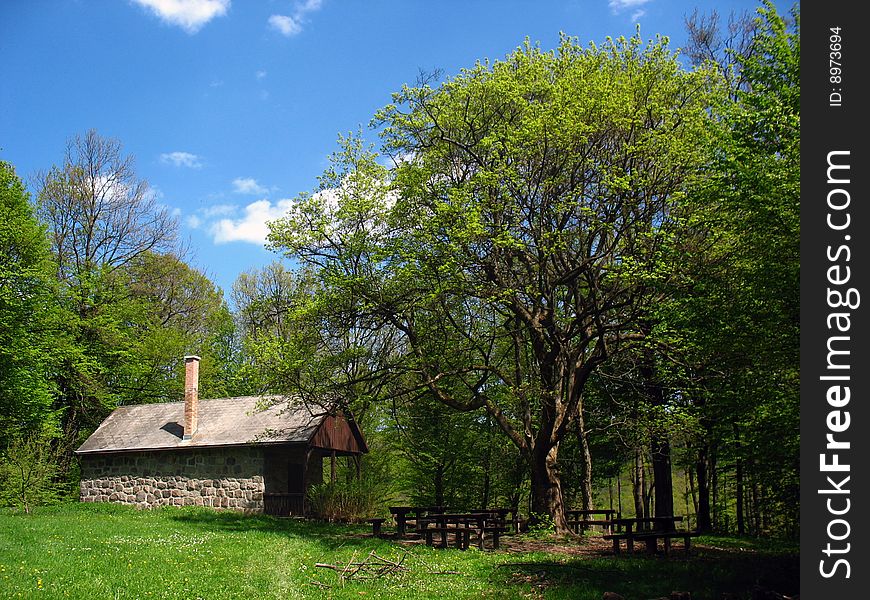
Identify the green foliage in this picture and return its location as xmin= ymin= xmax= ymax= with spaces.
xmin=635 ymin=1 xmax=800 ymax=535
xmin=0 ymin=432 xmax=65 ymax=513
xmin=523 ymin=512 xmax=557 ymax=539
xmin=0 ymin=161 xmax=61 ymax=445
xmin=269 ymin=32 xmax=721 ymax=529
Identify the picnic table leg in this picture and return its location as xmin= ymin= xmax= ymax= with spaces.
xmin=612 ymin=537 xmax=620 ymax=554
xmin=663 ymin=536 xmax=671 ymax=556
xmin=645 ymin=537 xmax=657 ymax=554
xmin=396 ymin=515 xmax=406 ymax=538
xmin=627 ymin=537 xmax=634 ymax=553
xmin=684 ymin=535 xmax=692 ymax=554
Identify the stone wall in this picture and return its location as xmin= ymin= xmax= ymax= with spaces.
xmin=79 ymin=446 xmax=265 ymax=511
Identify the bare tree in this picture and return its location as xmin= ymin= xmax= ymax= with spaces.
xmin=35 ymin=129 xmax=178 ymax=282
xmin=683 ymin=8 xmax=756 ymax=93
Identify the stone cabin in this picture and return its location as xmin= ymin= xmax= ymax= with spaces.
xmin=75 ymin=356 xmax=367 ymax=516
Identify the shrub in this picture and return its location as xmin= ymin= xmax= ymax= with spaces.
xmin=307 ymin=477 xmax=389 ymax=522
xmin=0 ymin=432 xmax=64 ymax=513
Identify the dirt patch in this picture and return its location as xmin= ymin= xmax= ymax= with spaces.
xmin=500 ymin=534 xmax=614 ymax=557
xmin=386 ymin=532 xmax=616 ymax=556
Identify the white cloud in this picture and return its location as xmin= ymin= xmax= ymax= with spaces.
xmin=202 ymin=203 xmax=238 ymax=217
xmin=132 ymin=0 xmax=230 ymax=34
xmin=186 ymin=215 xmax=203 ymax=229
xmin=145 ymin=186 xmax=165 ymax=202
xmin=232 ymin=177 xmax=269 ymax=195
xmin=269 ymin=0 xmax=323 ymax=37
xmin=608 ymin=0 xmax=650 ymax=10
xmin=608 ymin=0 xmax=651 ymax=22
xmin=160 ymin=151 xmax=203 ymax=168
xmin=210 ymin=198 xmax=295 ymax=245
xmin=255 ymin=70 xmax=267 ymax=80
xmin=268 ymin=14 xmax=301 ymax=36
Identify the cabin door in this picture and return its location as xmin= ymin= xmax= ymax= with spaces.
xmin=263 ymin=447 xmax=306 ymax=517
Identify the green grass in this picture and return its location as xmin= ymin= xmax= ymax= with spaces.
xmin=0 ymin=504 xmax=798 ymax=599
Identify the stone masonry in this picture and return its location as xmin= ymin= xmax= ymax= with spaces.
xmin=79 ymin=446 xmax=265 ymax=511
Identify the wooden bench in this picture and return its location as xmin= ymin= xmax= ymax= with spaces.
xmin=420 ymin=525 xmax=473 ymax=549
xmin=634 ymin=531 xmax=698 ymax=555
xmin=481 ymin=525 xmax=506 ymax=549
xmin=417 ymin=513 xmax=507 ymax=550
xmin=565 ymin=509 xmax=619 ymax=534
xmin=367 ymin=518 xmax=386 ymax=536
xmin=567 ymin=518 xmax=616 ymax=533
xmin=603 ymin=530 xmax=699 ymax=556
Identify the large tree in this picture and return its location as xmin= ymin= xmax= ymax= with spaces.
xmin=270 ymin=35 xmax=719 ymax=531
xmin=0 ymin=161 xmax=61 ymax=445
xmin=664 ymin=1 xmax=800 ymax=534
xmin=36 ymin=129 xmax=177 ymax=284
xmin=33 ymin=131 xmax=236 ymax=447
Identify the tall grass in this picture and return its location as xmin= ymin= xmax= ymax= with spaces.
xmin=306 ymin=477 xmax=389 ymax=522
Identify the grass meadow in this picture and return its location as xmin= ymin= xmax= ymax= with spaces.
xmin=0 ymin=504 xmax=798 ymax=599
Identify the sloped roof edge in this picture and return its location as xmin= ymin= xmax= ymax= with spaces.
xmin=75 ymin=396 xmax=350 ymax=455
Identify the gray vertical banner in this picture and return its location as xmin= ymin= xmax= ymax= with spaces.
xmin=802 ymin=1 xmax=868 ymax=596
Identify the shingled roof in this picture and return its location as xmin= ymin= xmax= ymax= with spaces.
xmin=75 ymin=396 xmax=355 ymax=455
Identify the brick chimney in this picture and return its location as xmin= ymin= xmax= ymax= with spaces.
xmin=183 ymin=355 xmax=201 ymax=440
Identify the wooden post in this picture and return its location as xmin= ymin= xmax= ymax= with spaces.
xmin=303 ymin=448 xmax=312 ymax=516
xmin=330 ymin=450 xmax=336 ymax=484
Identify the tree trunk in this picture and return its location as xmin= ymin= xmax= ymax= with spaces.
xmin=711 ymin=450 xmax=720 ymax=531
xmin=641 ymin=350 xmax=674 ymax=519
xmin=695 ymin=446 xmax=712 ymax=532
xmin=684 ymin=471 xmax=692 ymax=529
xmin=734 ymin=425 xmax=745 ymax=535
xmin=632 ymin=449 xmax=646 ymax=520
xmin=575 ymin=414 xmax=594 ymax=511
xmin=529 ymin=444 xmax=569 ymax=533
xmin=608 ymin=477 xmax=614 ymax=512
xmin=481 ymin=469 xmax=491 ymax=510
xmin=481 ymin=421 xmax=493 ymax=509
xmin=688 ymin=464 xmax=698 ymax=515
xmin=751 ymin=477 xmax=761 ymax=536
xmin=434 ymin=464 xmax=445 ymax=507
xmin=651 ymin=435 xmax=674 ymax=518
xmin=617 ymin=466 xmax=623 ymax=517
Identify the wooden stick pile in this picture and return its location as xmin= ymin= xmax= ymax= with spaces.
xmin=315 ymin=550 xmax=409 ymax=582
xmin=309 ymin=550 xmax=461 ymax=588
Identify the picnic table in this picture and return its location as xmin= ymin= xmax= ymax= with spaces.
xmin=470 ymin=507 xmax=517 ymax=532
xmin=388 ymin=506 xmax=444 ymax=538
xmin=416 ymin=511 xmax=508 ymax=550
xmin=565 ymin=509 xmax=619 ymax=534
xmin=603 ymin=516 xmax=696 ymax=556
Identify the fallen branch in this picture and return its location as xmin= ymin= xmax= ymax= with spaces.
xmin=313 ymin=550 xmax=462 ymax=582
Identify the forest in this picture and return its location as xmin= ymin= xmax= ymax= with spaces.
xmin=1 ymin=2 xmax=798 ymax=541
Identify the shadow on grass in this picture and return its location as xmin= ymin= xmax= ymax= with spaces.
xmin=163 ymin=506 xmax=386 ymax=551
xmin=491 ymin=549 xmax=799 ymax=600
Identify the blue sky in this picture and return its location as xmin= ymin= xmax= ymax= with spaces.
xmin=1 ymin=0 xmax=791 ymax=300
